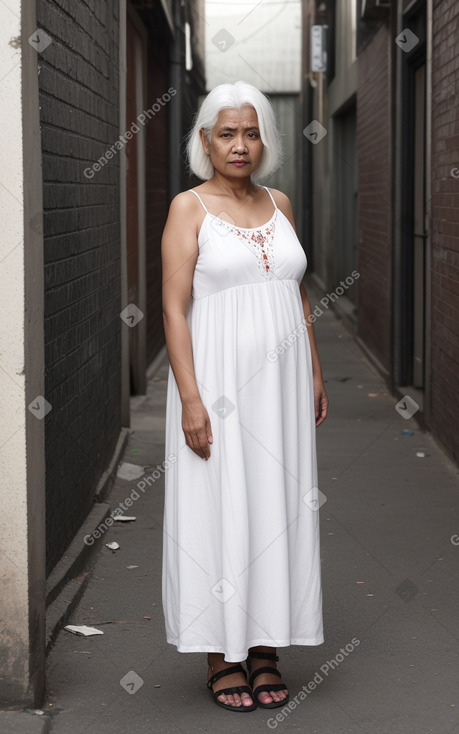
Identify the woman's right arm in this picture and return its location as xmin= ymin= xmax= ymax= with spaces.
xmin=161 ymin=193 xmax=213 ymax=460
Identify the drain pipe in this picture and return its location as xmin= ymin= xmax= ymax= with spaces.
xmin=168 ymin=0 xmax=184 ymax=199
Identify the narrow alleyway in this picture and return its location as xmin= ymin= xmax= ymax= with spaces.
xmin=39 ymin=282 xmax=459 ymax=734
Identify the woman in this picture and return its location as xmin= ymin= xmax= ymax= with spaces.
xmin=161 ymin=81 xmax=328 ymax=713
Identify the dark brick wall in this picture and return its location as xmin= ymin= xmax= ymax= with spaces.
xmin=430 ymin=0 xmax=459 ymax=462
xmin=356 ymin=22 xmax=393 ymax=372
xmin=37 ymin=0 xmax=122 ymax=574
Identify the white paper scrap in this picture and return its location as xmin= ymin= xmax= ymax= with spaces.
xmin=114 ymin=516 xmax=136 ymax=522
xmin=64 ymin=625 xmax=104 ymax=636
xmin=106 ymin=541 xmax=120 ymax=550
xmin=116 ymin=462 xmax=145 ymax=480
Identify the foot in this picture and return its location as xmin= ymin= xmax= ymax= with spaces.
xmin=207 ymin=654 xmax=254 ymax=709
xmin=248 ymin=646 xmax=289 ymax=706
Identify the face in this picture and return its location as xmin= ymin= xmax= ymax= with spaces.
xmin=199 ymin=105 xmax=264 ymax=178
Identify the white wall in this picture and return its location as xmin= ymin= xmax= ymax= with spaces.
xmin=0 ymin=0 xmax=46 ymax=706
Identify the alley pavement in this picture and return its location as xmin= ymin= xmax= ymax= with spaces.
xmin=9 ymin=282 xmax=459 ymax=733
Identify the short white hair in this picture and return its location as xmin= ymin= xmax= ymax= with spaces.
xmin=186 ymin=81 xmax=283 ymax=181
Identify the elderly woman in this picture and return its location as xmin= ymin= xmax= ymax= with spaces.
xmin=161 ymin=81 xmax=328 ymax=713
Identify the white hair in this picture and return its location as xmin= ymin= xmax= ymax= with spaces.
xmin=186 ymin=81 xmax=283 ymax=181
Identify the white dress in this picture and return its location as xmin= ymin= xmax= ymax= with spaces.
xmin=162 ymin=186 xmax=323 ymax=662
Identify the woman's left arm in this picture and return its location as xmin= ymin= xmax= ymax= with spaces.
xmin=299 ymin=283 xmax=328 ymax=427
xmin=269 ymin=188 xmax=329 ymax=427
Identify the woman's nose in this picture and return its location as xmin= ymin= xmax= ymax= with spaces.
xmin=233 ymin=139 xmax=247 ymax=153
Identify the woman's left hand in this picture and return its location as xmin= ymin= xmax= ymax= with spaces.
xmin=314 ymin=378 xmax=328 ymax=427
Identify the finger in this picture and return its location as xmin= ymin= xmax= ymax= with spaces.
xmin=196 ymin=428 xmax=211 ymax=459
xmin=189 ymin=427 xmax=210 ymax=459
xmin=316 ymin=401 xmax=328 ymax=426
xmin=186 ymin=430 xmax=206 ymax=459
xmin=197 ymin=418 xmax=212 ymax=454
xmin=205 ymin=416 xmax=213 ymax=444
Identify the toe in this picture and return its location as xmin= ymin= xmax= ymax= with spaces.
xmin=277 ymin=689 xmax=288 ymax=701
xmin=258 ymin=691 xmax=274 ymax=705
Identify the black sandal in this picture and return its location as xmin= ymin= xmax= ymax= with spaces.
xmin=245 ymin=651 xmax=289 ymax=709
xmin=207 ymin=662 xmax=257 ymax=712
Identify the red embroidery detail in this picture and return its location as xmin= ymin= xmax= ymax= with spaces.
xmin=213 ymin=215 xmax=277 ymax=276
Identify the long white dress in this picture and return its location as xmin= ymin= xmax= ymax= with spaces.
xmin=162 ymin=186 xmax=323 ymax=663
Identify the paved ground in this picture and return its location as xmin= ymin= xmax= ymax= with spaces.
xmin=10 ymin=284 xmax=459 ymax=734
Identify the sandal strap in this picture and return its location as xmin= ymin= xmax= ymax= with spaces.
xmin=248 ymin=666 xmax=281 ymax=688
xmin=247 ymin=651 xmax=279 ymax=661
xmin=207 ymin=663 xmax=247 ymax=689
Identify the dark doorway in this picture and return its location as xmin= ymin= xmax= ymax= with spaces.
xmin=399 ymin=2 xmax=428 ymax=390
xmin=334 ymin=100 xmax=358 ymax=305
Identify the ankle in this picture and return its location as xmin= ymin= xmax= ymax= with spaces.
xmin=249 ymin=645 xmax=277 ymax=654
xmin=248 ymin=646 xmax=278 ymax=660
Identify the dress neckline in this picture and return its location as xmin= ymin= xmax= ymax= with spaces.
xmin=205 ymin=208 xmax=277 ymax=232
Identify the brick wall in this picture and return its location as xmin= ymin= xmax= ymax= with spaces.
xmin=430 ymin=0 xmax=459 ymax=462
xmin=37 ymin=0 xmax=122 ymax=574
xmin=357 ymin=25 xmax=392 ymax=371
xmin=356 ymin=22 xmax=393 ymax=373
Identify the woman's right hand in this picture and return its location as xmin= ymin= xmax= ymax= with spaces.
xmin=181 ymin=398 xmax=213 ymax=460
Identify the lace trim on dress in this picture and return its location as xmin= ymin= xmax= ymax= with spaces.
xmin=210 ymin=212 xmax=277 ymax=278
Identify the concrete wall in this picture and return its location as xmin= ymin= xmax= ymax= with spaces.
xmin=0 ymin=1 xmax=46 ymax=706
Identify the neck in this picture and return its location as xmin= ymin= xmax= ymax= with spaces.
xmin=210 ymin=171 xmax=258 ymax=199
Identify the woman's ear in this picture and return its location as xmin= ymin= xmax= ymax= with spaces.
xmin=199 ymin=128 xmax=210 ymax=156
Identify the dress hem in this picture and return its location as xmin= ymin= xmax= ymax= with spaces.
xmin=166 ymin=637 xmax=325 ymax=662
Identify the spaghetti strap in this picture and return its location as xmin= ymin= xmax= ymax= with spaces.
xmin=263 ymin=186 xmax=277 ymax=210
xmin=189 ymin=189 xmax=209 ymax=213
xmin=191 ymin=186 xmax=275 ymax=216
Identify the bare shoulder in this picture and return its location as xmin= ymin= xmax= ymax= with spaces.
xmin=168 ymin=189 xmax=203 ymax=217
xmin=165 ymin=189 xmax=205 ymax=237
xmin=266 ymin=187 xmax=290 ymax=207
xmin=266 ymin=188 xmax=296 ymax=229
